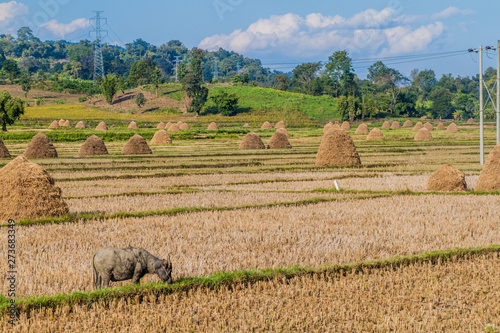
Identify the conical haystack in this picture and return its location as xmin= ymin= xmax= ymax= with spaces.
xmin=275 ymin=120 xmax=286 ymax=129
xmin=437 ymin=123 xmax=446 ymax=130
xmin=58 ymin=119 xmax=65 ymax=126
xmin=168 ymin=124 xmax=180 ymax=132
xmin=122 ymin=134 xmax=152 ymax=155
xmin=62 ymin=120 xmax=70 ymax=127
xmin=341 ymin=121 xmax=350 ymax=130
xmin=49 ymin=120 xmax=60 ymax=129
xmin=243 ymin=123 xmax=250 ymax=128
xmin=239 ymin=132 xmax=265 ymax=149
xmin=316 ymin=129 xmax=361 ymax=166
xmin=0 ymin=137 xmax=10 ymax=158
xmin=150 ymin=130 xmax=172 ymax=145
xmin=467 ymin=118 xmax=475 ymax=124
xmin=355 ymin=123 xmax=369 ymax=134
xmin=0 ymin=156 xmax=69 ymax=221
xmin=390 ymin=121 xmax=401 ymax=129
xmin=78 ymin=135 xmax=108 ymax=157
xmin=381 ymin=121 xmax=390 ymax=129
xmin=24 ymin=132 xmax=58 ymax=158
xmin=157 ymin=122 xmax=166 ymax=129
xmin=403 ymin=120 xmax=413 ymax=127
xmin=96 ymin=121 xmax=108 ymax=131
xmin=268 ymin=130 xmax=292 ymax=149
xmin=424 ymin=122 xmax=434 ymax=131
xmin=75 ymin=121 xmax=85 ymax=129
xmin=414 ymin=128 xmax=433 ymax=141
xmin=332 ymin=124 xmax=341 ymax=130
xmin=165 ymin=122 xmax=172 ymax=129
xmin=177 ymin=121 xmax=183 ymax=126
xmin=179 ymin=123 xmax=190 ymax=130
xmin=475 ymin=143 xmax=500 ymax=191
xmin=412 ymin=122 xmax=423 ymax=131
xmin=128 ymin=121 xmax=139 ymax=129
xmin=427 ymin=164 xmax=467 ymax=191
xmin=261 ymin=121 xmax=272 ymax=129
xmin=446 ymin=123 xmax=460 ymax=133
xmin=208 ymin=122 xmax=218 ymax=130
xmin=366 ymin=128 xmax=384 ymax=140
xmin=323 ymin=123 xmax=335 ymax=133
xmin=277 ymin=128 xmax=290 ymax=137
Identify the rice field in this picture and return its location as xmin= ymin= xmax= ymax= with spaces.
xmin=1 ymin=123 xmax=499 ymax=331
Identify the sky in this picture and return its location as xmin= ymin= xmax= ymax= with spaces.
xmin=0 ymin=0 xmax=499 ymax=78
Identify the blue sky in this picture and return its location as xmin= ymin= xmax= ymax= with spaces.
xmin=1 ymin=0 xmax=499 ymax=78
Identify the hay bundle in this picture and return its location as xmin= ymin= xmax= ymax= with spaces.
xmin=62 ymin=120 xmax=70 ymax=127
xmin=414 ymin=128 xmax=433 ymax=141
xmin=316 ymin=129 xmax=361 ymax=166
xmin=341 ymin=121 xmax=350 ymax=130
xmin=150 ymin=130 xmax=172 ymax=145
xmin=332 ymin=124 xmax=341 ymax=130
xmin=165 ymin=122 xmax=172 ymax=129
xmin=446 ymin=123 xmax=460 ymax=133
xmin=78 ymin=135 xmax=108 ymax=157
xmin=275 ymin=120 xmax=286 ymax=129
xmin=49 ymin=120 xmax=60 ymax=129
xmin=261 ymin=121 xmax=273 ymax=129
xmin=128 ymin=121 xmax=139 ymax=129
xmin=381 ymin=121 xmax=390 ymax=129
xmin=122 ymin=134 xmax=152 ymax=155
xmin=75 ymin=121 xmax=85 ymax=129
xmin=277 ymin=128 xmax=290 ymax=138
xmin=268 ymin=130 xmax=292 ymax=149
xmin=366 ymin=128 xmax=384 ymax=140
xmin=24 ymin=132 xmax=58 ymax=158
xmin=412 ymin=122 xmax=423 ymax=131
xmin=58 ymin=119 xmax=65 ymax=126
xmin=390 ymin=121 xmax=401 ymax=129
xmin=323 ymin=123 xmax=334 ymax=133
xmin=467 ymin=118 xmax=475 ymax=124
xmin=243 ymin=123 xmax=250 ymax=128
xmin=403 ymin=120 xmax=413 ymax=127
xmin=207 ymin=122 xmax=219 ymax=130
xmin=475 ymin=143 xmax=500 ymax=191
xmin=437 ymin=123 xmax=446 ymax=130
xmin=424 ymin=122 xmax=434 ymax=131
xmin=157 ymin=122 xmax=166 ymax=129
xmin=168 ymin=124 xmax=180 ymax=132
xmin=354 ymin=123 xmax=369 ymax=134
xmin=0 ymin=137 xmax=10 ymax=158
xmin=427 ymin=164 xmax=467 ymax=191
xmin=179 ymin=123 xmax=190 ymax=130
xmin=239 ymin=132 xmax=265 ymax=149
xmin=177 ymin=121 xmax=183 ymax=126
xmin=96 ymin=121 xmax=108 ymax=131
xmin=0 ymin=156 xmax=69 ymax=222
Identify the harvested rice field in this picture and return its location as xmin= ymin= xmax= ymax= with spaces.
xmin=1 ymin=123 xmax=499 ymax=331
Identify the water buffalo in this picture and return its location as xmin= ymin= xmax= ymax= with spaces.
xmin=92 ymin=246 xmax=172 ymax=289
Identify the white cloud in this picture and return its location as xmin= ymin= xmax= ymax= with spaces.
xmin=39 ymin=18 xmax=91 ymax=38
xmin=432 ymin=7 xmax=474 ymax=20
xmin=0 ymin=1 xmax=28 ymax=27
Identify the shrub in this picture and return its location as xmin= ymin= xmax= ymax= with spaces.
xmin=210 ymin=90 xmax=239 ymax=116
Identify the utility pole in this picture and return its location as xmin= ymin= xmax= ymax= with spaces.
xmin=479 ymin=45 xmax=484 ymax=165
xmin=497 ymin=40 xmax=500 ymax=144
xmin=174 ymin=56 xmax=181 ymax=82
xmin=213 ymin=57 xmax=219 ymax=81
xmin=90 ymin=11 xmax=107 ymax=83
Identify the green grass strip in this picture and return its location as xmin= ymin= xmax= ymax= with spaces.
xmin=1 ymin=244 xmax=499 ymax=315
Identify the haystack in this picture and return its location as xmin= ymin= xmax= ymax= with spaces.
xmin=128 ymin=121 xmax=139 ymax=129
xmin=243 ymin=123 xmax=250 ymax=128
xmin=427 ymin=164 xmax=467 ymax=191
xmin=268 ymin=130 xmax=292 ymax=149
xmin=58 ymin=119 xmax=65 ymax=126
xmin=157 ymin=122 xmax=166 ymax=129
xmin=0 ymin=156 xmax=69 ymax=222
xmin=78 ymin=135 xmax=108 ymax=157
xmin=332 ymin=124 xmax=341 ymax=130
xmin=475 ymin=143 xmax=500 ymax=191
xmin=412 ymin=122 xmax=423 ymax=131
xmin=446 ymin=123 xmax=460 ymax=133
xmin=96 ymin=121 xmax=108 ymax=131
xmin=275 ymin=121 xmax=286 ymax=129
xmin=168 ymin=124 xmax=180 ymax=132
xmin=165 ymin=122 xmax=172 ymax=129
xmin=341 ymin=121 xmax=351 ymax=130
xmin=277 ymin=128 xmax=291 ymax=138
xmin=0 ymin=137 xmax=10 ymax=158
xmin=62 ymin=120 xmax=70 ymax=127
xmin=437 ymin=123 xmax=446 ymax=130
xmin=49 ymin=120 xmax=60 ymax=129
xmin=239 ymin=132 xmax=265 ymax=149
xmin=208 ymin=122 xmax=218 ymax=130
xmin=366 ymin=128 xmax=384 ymax=140
xmin=24 ymin=132 xmax=58 ymax=158
xmin=122 ymin=134 xmax=152 ymax=155
xmin=381 ymin=121 xmax=390 ymax=129
xmin=414 ymin=128 xmax=433 ymax=141
xmin=150 ymin=130 xmax=172 ymax=145
xmin=177 ymin=121 xmax=183 ymax=126
xmin=75 ymin=121 xmax=85 ymax=129
xmin=467 ymin=118 xmax=475 ymax=124
xmin=403 ymin=120 xmax=413 ymax=127
xmin=179 ymin=123 xmax=190 ymax=130
xmin=261 ymin=121 xmax=273 ymax=129
xmin=323 ymin=123 xmax=335 ymax=133
xmin=355 ymin=123 xmax=369 ymax=134
xmin=316 ymin=129 xmax=361 ymax=166
xmin=390 ymin=121 xmax=401 ymax=129
xmin=424 ymin=122 xmax=434 ymax=131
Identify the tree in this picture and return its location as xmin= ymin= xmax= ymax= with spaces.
xmin=412 ymin=69 xmax=436 ymax=99
xmin=368 ymin=61 xmax=408 ymax=113
xmin=135 ymin=92 xmax=147 ymax=108
xmin=118 ymin=76 xmax=126 ymax=94
xmin=337 ymin=96 xmax=348 ymax=121
xmin=181 ymin=49 xmax=208 ymax=115
xmin=452 ymin=91 xmax=477 ymax=119
xmin=431 ymin=87 xmax=453 ymax=119
xmin=273 ymin=74 xmax=290 ymax=91
xmin=2 ymin=59 xmax=20 ymax=82
xmin=20 ymin=71 xmax=31 ymax=98
xmin=325 ymin=50 xmax=355 ymax=97
xmin=0 ymin=90 xmax=24 ymax=131
xmin=128 ymin=59 xmax=155 ymax=87
xmin=177 ymin=62 xmax=187 ymax=81
xmin=291 ymin=62 xmax=321 ymax=93
xmin=210 ymin=90 xmax=239 ymax=116
xmin=101 ymin=75 xmax=118 ymax=105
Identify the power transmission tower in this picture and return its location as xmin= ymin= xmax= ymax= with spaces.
xmin=236 ymin=62 xmax=241 ymax=75
xmin=90 ymin=11 xmax=107 ymax=83
xmin=174 ymin=56 xmax=181 ymax=82
xmin=213 ymin=57 xmax=219 ymax=81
